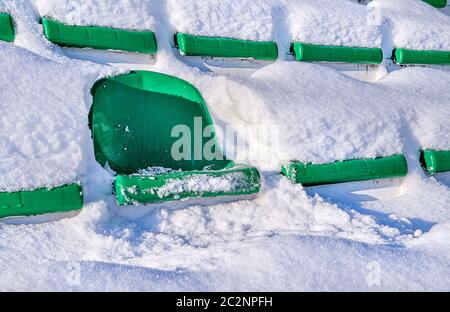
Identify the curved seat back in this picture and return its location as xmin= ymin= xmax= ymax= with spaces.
xmin=91 ymin=71 xmax=230 ymax=174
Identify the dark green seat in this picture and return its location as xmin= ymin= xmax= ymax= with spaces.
xmin=282 ymin=155 xmax=408 ymax=187
xmin=0 ymin=13 xmax=14 ymax=42
xmin=423 ymin=0 xmax=447 ymax=8
xmin=291 ymin=42 xmax=383 ymax=65
xmin=42 ymin=18 xmax=157 ymax=54
xmin=0 ymin=184 xmax=83 ymax=219
xmin=90 ymin=71 xmax=261 ymax=205
xmin=175 ymin=33 xmax=278 ymax=61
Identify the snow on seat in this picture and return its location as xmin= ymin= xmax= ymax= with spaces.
xmin=421 ymin=150 xmax=450 ymax=174
xmin=287 ymin=0 xmax=383 ymax=65
xmin=0 ymin=42 xmax=88 ymax=219
xmin=282 ymin=155 xmax=408 ymax=187
xmin=0 ymin=184 xmax=83 ymax=219
xmin=292 ymin=42 xmax=383 ymax=65
xmin=90 ymin=71 xmax=261 ymax=205
xmin=42 ymin=18 xmax=157 ymax=54
xmin=373 ymin=0 xmax=450 ymax=62
xmin=0 ymin=13 xmax=14 ymax=42
xmin=393 ymin=48 xmax=450 ymax=65
xmin=175 ymin=33 xmax=278 ymax=61
xmin=168 ymin=0 xmax=277 ymax=62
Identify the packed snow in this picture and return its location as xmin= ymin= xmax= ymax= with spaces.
xmin=287 ymin=0 xmax=382 ymax=48
xmin=371 ymin=0 xmax=450 ymax=50
xmin=1 ymin=0 xmax=450 ymax=291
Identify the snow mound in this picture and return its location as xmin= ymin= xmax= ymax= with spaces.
xmin=0 ymin=43 xmax=89 ymax=191
xmin=372 ymin=0 xmax=450 ymax=50
xmin=288 ymin=0 xmax=382 ymax=47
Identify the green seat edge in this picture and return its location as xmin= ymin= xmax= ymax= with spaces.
xmin=0 ymin=183 xmax=83 ymax=219
xmin=114 ymin=163 xmax=261 ymax=205
xmin=0 ymin=13 xmax=15 ymax=42
xmin=282 ymin=154 xmax=408 ymax=187
xmin=423 ymin=0 xmax=447 ymax=8
xmin=420 ymin=149 xmax=450 ymax=174
xmin=393 ymin=48 xmax=450 ymax=65
xmin=175 ymin=33 xmax=278 ymax=61
xmin=91 ymin=70 xmax=206 ymax=107
xmin=291 ymin=42 xmax=383 ymax=65
xmin=41 ymin=17 xmax=157 ymax=54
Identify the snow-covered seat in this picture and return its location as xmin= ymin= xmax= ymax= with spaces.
xmin=90 ymin=71 xmax=261 ymax=205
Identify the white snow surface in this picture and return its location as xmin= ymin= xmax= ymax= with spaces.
xmin=1 ymin=0 xmax=450 ymax=291
xmin=0 ymin=43 xmax=90 ymax=192
xmin=287 ymin=0 xmax=382 ymax=47
xmin=371 ymin=0 xmax=450 ymax=50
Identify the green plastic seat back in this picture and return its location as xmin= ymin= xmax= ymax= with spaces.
xmin=90 ymin=71 xmax=230 ymax=174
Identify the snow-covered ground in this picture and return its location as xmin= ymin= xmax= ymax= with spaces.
xmin=1 ymin=0 xmax=450 ymax=291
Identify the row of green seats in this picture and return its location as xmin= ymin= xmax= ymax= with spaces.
xmin=4 ymin=16 xmax=450 ymax=66
xmin=282 ymin=150 xmax=450 ymax=187
xmin=0 ymin=184 xmax=84 ymax=219
xmin=2 ymin=66 xmax=450 ymax=217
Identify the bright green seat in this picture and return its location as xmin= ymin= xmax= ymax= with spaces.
xmin=42 ymin=18 xmax=157 ymax=54
xmin=0 ymin=184 xmax=83 ymax=219
xmin=282 ymin=155 xmax=408 ymax=187
xmin=175 ymin=33 xmax=278 ymax=61
xmin=420 ymin=150 xmax=450 ymax=174
xmin=291 ymin=42 xmax=383 ymax=65
xmin=0 ymin=13 xmax=15 ymax=42
xmin=90 ymin=71 xmax=261 ymax=205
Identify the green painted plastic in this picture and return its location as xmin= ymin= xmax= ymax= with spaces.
xmin=0 ymin=13 xmax=15 ymax=42
xmin=91 ymin=71 xmax=261 ymax=204
xmin=91 ymin=70 xmax=231 ymax=174
xmin=42 ymin=18 xmax=157 ymax=54
xmin=421 ymin=150 xmax=450 ymax=174
xmin=292 ymin=42 xmax=383 ymax=65
xmin=282 ymin=155 xmax=408 ymax=186
xmin=115 ymin=163 xmax=261 ymax=205
xmin=175 ymin=33 xmax=278 ymax=61
xmin=0 ymin=184 xmax=83 ymax=219
xmin=394 ymin=48 xmax=450 ymax=65
xmin=423 ymin=0 xmax=447 ymax=8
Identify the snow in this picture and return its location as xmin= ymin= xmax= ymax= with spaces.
xmin=287 ymin=0 xmax=382 ymax=48
xmin=371 ymin=0 xmax=450 ymax=50
xmin=0 ymin=43 xmax=89 ymax=191
xmin=1 ymin=0 xmax=450 ymax=291
xmin=167 ymin=0 xmax=275 ymax=41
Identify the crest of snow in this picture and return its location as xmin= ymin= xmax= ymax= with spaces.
xmin=0 ymin=43 xmax=90 ymax=192
xmin=371 ymin=0 xmax=450 ymax=50
xmin=32 ymin=0 xmax=156 ymax=31
xmin=167 ymin=0 xmax=275 ymax=41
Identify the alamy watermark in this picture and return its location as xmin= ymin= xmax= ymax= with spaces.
xmin=170 ymin=117 xmax=281 ymax=167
